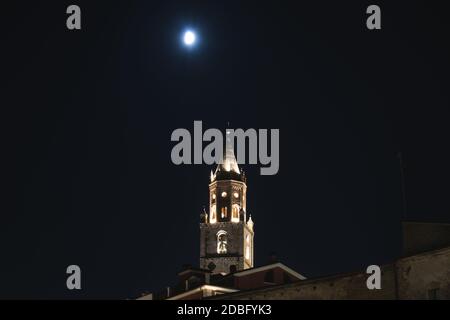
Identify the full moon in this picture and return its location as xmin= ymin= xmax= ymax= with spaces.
xmin=183 ymin=30 xmax=196 ymax=46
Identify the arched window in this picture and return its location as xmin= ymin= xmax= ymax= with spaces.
xmin=221 ymin=207 xmax=228 ymax=219
xmin=217 ymin=230 xmax=228 ymax=254
xmin=231 ymin=204 xmax=240 ymax=223
xmin=210 ymin=205 xmax=217 ymax=224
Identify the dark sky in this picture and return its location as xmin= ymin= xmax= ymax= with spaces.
xmin=3 ymin=1 xmax=450 ymax=299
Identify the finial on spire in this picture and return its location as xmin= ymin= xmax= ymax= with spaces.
xmin=201 ymin=206 xmax=208 ymax=223
xmin=247 ymin=214 xmax=254 ymax=230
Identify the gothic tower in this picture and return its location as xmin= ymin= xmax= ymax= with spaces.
xmin=200 ymin=132 xmax=254 ymax=275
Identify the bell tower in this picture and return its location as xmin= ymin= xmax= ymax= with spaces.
xmin=200 ymin=131 xmax=254 ymax=274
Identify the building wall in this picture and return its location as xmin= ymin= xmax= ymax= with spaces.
xmin=233 ymin=267 xmax=299 ymax=291
xmin=211 ymin=246 xmax=450 ymax=300
xmin=214 ymin=265 xmax=396 ymax=300
xmin=179 ymin=291 xmax=204 ymax=300
xmin=397 ymin=247 xmax=450 ymax=299
xmin=200 ymin=221 xmax=247 ymax=274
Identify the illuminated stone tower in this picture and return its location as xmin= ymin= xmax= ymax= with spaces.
xmin=200 ymin=131 xmax=254 ymax=275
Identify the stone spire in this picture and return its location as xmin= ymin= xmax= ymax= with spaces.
xmin=215 ymin=129 xmax=240 ymax=174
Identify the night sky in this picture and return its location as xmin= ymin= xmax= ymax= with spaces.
xmin=3 ymin=1 xmax=450 ymax=299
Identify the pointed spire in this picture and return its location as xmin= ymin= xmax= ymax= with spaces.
xmin=210 ymin=126 xmax=246 ymax=183
xmin=215 ymin=129 xmax=240 ymax=175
